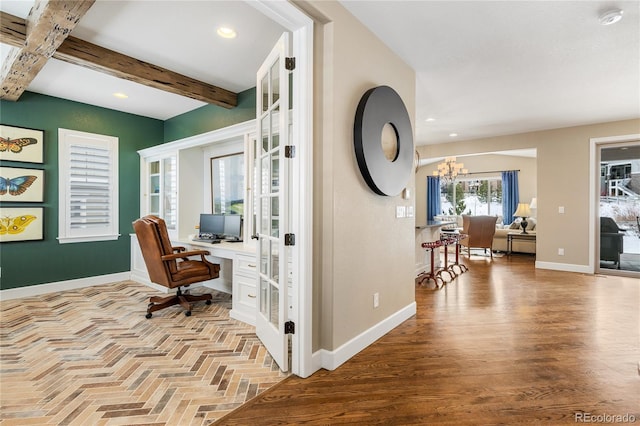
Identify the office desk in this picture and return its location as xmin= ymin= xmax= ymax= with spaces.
xmin=130 ymin=235 xmax=257 ymax=325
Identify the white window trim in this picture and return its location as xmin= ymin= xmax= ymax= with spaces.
xmin=58 ymin=128 xmax=120 ymax=244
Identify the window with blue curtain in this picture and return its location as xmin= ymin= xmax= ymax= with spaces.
xmin=501 ymin=170 xmax=519 ymax=225
xmin=427 ymin=176 xmax=441 ymax=221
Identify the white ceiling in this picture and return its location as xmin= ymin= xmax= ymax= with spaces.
xmin=0 ymin=0 xmax=286 ymax=119
xmin=1 ymin=1 xmax=639 ymax=145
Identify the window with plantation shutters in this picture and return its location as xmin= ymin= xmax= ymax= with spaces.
xmin=58 ymin=129 xmax=120 ymax=244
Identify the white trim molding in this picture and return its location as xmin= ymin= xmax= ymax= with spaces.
xmin=0 ymin=272 xmax=130 ymax=301
xmin=314 ymin=302 xmax=417 ymax=371
xmin=535 ymin=261 xmax=591 ymax=274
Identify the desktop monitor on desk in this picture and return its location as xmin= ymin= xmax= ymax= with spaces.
xmin=223 ymin=214 xmax=242 ymax=242
xmin=199 ymin=213 xmax=224 ymax=239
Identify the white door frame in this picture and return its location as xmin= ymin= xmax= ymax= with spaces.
xmin=249 ymin=1 xmax=314 ymax=378
xmin=589 ymin=133 xmax=640 ymax=274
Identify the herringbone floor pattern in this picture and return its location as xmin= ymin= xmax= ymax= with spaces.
xmin=0 ymin=281 xmax=288 ymax=425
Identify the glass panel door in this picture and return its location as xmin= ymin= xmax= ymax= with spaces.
xmin=598 ymin=142 xmax=640 ymax=275
xmin=255 ymin=33 xmax=291 ymax=372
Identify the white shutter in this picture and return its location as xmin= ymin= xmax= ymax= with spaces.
xmin=58 ymin=129 xmax=119 ymax=243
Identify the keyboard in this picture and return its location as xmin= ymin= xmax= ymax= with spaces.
xmin=192 ymin=236 xmax=220 ymax=243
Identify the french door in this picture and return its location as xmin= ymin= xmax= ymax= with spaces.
xmin=255 ymin=33 xmax=291 ymax=372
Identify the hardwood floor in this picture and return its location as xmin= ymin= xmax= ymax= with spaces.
xmin=217 ymin=255 xmax=640 ymax=425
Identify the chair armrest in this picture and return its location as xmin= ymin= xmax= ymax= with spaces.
xmin=172 ymin=246 xmax=187 ymax=252
xmin=161 ymin=250 xmax=210 ymax=261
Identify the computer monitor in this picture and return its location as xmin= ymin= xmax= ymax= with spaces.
xmin=223 ymin=214 xmax=242 ymax=241
xmin=199 ymin=213 xmax=224 ymax=238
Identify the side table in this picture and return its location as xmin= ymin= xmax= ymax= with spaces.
xmin=507 ymin=231 xmax=536 ymax=255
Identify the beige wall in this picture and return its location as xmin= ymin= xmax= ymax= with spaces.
xmin=416 ymin=118 xmax=640 ymax=267
xmin=415 ymin=154 xmax=537 ymax=226
xmin=305 ymin=1 xmax=416 ymax=352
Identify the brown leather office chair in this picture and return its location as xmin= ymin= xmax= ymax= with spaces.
xmin=133 ymin=215 xmax=220 ymax=318
xmin=459 ymin=215 xmax=498 ymax=258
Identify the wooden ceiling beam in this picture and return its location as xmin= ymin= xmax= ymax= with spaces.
xmin=0 ymin=10 xmax=238 ymax=109
xmin=1 ymin=0 xmax=95 ymax=101
xmin=54 ymin=37 xmax=238 ymax=109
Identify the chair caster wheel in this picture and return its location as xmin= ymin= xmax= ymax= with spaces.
xmin=185 ymin=311 xmax=191 ymax=317
xmin=205 ymin=300 xmax=212 ymax=305
xmin=145 ymin=313 xmax=152 ymax=319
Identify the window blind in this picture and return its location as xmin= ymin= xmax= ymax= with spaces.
xmin=69 ymin=144 xmax=112 ymax=229
xmin=58 ymin=127 xmax=119 ymax=244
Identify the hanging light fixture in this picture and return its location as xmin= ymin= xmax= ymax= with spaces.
xmin=433 ymin=156 xmax=468 ymax=183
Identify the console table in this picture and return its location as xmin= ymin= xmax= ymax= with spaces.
xmin=507 ymin=231 xmax=536 ymax=255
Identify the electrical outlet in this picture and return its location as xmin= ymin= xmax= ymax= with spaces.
xmin=558 ymin=248 xmax=565 ymax=255
xmin=373 ymin=292 xmax=379 ymax=308
xmin=559 ymin=206 xmax=565 ymax=214
xmin=407 ymin=206 xmax=414 ymax=217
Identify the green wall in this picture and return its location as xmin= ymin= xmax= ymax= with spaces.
xmin=1 ymin=89 xmax=256 ymax=290
xmin=0 ymin=92 xmax=163 ymax=289
xmin=163 ymin=87 xmax=256 ymax=142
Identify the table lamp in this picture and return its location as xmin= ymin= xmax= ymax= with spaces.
xmin=513 ymin=203 xmax=532 ymax=234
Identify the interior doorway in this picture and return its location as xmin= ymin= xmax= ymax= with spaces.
xmin=592 ymin=137 xmax=640 ymax=276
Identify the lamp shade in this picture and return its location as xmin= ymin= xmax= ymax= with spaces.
xmin=513 ymin=203 xmax=531 ymax=218
xmin=529 ymin=197 xmax=537 ymax=209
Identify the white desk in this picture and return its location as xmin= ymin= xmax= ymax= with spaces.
xmin=130 ymin=235 xmax=257 ymax=325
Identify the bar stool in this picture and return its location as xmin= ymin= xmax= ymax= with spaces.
xmin=448 ymin=233 xmax=469 ymax=275
xmin=436 ymin=235 xmax=457 ymax=283
xmin=417 ymin=240 xmax=444 ymax=288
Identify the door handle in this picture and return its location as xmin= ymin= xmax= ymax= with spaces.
xmin=251 ymin=234 xmax=259 ymax=240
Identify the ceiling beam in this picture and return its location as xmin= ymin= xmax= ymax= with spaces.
xmin=1 ymin=0 xmax=95 ymax=101
xmin=0 ymin=10 xmax=238 ymax=109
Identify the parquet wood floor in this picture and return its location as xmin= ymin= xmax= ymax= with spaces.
xmin=0 ymin=282 xmax=287 ymax=425
xmin=217 ymin=255 xmax=639 ymax=425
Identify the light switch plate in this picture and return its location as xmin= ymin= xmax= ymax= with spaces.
xmin=396 ymin=206 xmax=406 ymax=218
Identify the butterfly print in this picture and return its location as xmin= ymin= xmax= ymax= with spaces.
xmin=0 ymin=137 xmax=38 ymax=153
xmin=0 ymin=175 xmax=37 ymax=196
xmin=0 ymin=215 xmax=37 ymax=235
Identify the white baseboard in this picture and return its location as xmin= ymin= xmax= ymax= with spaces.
xmin=536 ymin=261 xmax=592 ymax=274
xmin=314 ymin=302 xmax=417 ymax=371
xmin=0 ymin=272 xmax=131 ymax=301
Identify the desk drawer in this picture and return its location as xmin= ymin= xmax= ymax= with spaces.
xmin=236 ymin=254 xmax=257 ymax=276
xmin=236 ymin=274 xmax=257 ymax=308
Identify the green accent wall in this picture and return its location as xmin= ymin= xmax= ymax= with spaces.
xmin=0 ymin=89 xmax=256 ymax=290
xmin=0 ymin=92 xmax=163 ymax=289
xmin=163 ymin=87 xmax=256 ymax=142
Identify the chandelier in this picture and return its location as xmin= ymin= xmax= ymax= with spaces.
xmin=433 ymin=156 xmax=468 ymax=183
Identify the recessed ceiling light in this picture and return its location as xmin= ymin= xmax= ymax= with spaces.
xmin=425 ymin=117 xmax=436 ymax=122
xmin=113 ymin=92 xmax=128 ymax=99
xmin=217 ymin=27 xmax=237 ymax=39
xmin=599 ymin=9 xmax=624 ymax=25
xmin=449 ymin=133 xmax=458 ymax=137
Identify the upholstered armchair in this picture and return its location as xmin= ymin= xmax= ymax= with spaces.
xmin=133 ymin=215 xmax=220 ymax=318
xmin=459 ymin=215 xmax=499 ymax=258
xmin=600 ymin=217 xmax=624 ymax=269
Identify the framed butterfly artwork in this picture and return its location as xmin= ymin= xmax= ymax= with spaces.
xmin=0 ymin=207 xmax=44 ymax=242
xmin=0 ymin=167 xmax=44 ymax=202
xmin=0 ymin=125 xmax=44 ymax=164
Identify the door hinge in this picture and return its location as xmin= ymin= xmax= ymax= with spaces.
xmin=285 ymin=320 xmax=295 ymax=334
xmin=285 ymin=233 xmax=295 ymax=246
xmin=285 ymin=145 xmax=296 ymax=158
xmin=285 ymin=57 xmax=296 ymax=71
